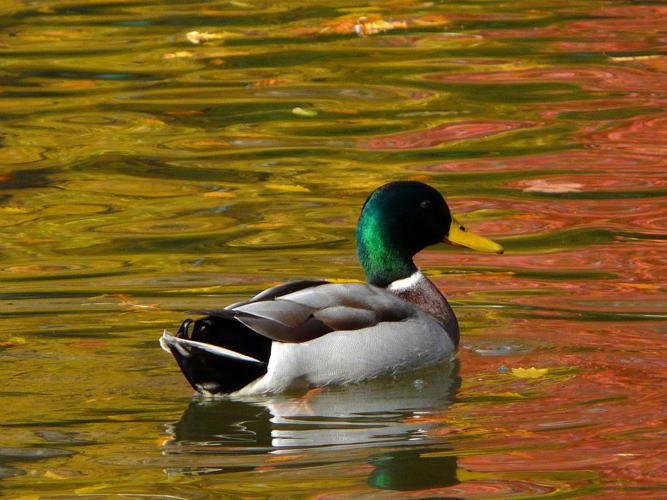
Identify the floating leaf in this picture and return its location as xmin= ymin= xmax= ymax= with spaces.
xmin=56 ymin=80 xmax=96 ymax=89
xmin=252 ymin=79 xmax=281 ymax=87
xmin=203 ymin=191 xmax=235 ymax=198
xmin=292 ymin=107 xmax=318 ymax=117
xmin=0 ymin=206 xmax=28 ymax=213
xmin=163 ymin=50 xmax=194 ymax=60
xmin=265 ymin=183 xmax=310 ymax=192
xmin=44 ymin=470 xmax=69 ymax=480
xmin=0 ymin=337 xmax=26 ymax=347
xmin=511 ymin=367 xmax=549 ymax=378
xmin=354 ymin=16 xmax=408 ymax=37
xmin=610 ymin=55 xmax=661 ymax=62
xmin=522 ymin=179 xmax=582 ymax=193
xmin=185 ymin=31 xmax=225 ymax=44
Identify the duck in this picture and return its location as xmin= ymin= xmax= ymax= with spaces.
xmin=160 ymin=181 xmax=503 ymax=396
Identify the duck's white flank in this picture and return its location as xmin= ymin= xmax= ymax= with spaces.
xmin=388 ymin=270 xmax=423 ymax=292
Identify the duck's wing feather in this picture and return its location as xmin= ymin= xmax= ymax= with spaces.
xmin=187 ymin=279 xmax=331 ymax=317
xmin=231 ymin=282 xmax=416 ymax=343
xmin=248 ymin=279 xmax=330 ymax=303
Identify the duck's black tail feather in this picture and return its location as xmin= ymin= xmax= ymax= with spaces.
xmin=161 ymin=313 xmax=272 ymax=395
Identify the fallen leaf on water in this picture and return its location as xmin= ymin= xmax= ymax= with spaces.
xmin=186 ymin=30 xmax=225 ymax=44
xmin=163 ymin=50 xmax=194 ymax=60
xmin=265 ymin=183 xmax=310 ymax=192
xmin=156 ymin=435 xmax=172 ymax=447
xmin=508 ymin=450 xmax=536 ymax=458
xmin=308 ymin=14 xmax=411 ymax=37
xmin=125 ymin=303 xmax=159 ymax=311
xmin=109 ymin=294 xmax=159 ymax=311
xmin=252 ymin=79 xmax=281 ymax=87
xmin=511 ymin=367 xmax=549 ymax=378
xmin=620 ymin=282 xmax=658 ymax=290
xmin=292 ymin=107 xmax=318 ymax=117
xmin=0 ymin=337 xmax=26 ymax=347
xmin=141 ymin=118 xmax=166 ymax=126
xmin=0 ymin=206 xmax=28 ymax=213
xmin=412 ymin=15 xmax=451 ymax=28
xmin=354 ymin=16 xmax=408 ymax=37
xmin=20 ymin=35 xmax=60 ymax=42
xmin=495 ymin=391 xmax=527 ymax=398
xmin=6 ymin=264 xmax=63 ymax=273
xmin=203 ymin=191 xmax=235 ymax=198
xmin=56 ymin=80 xmax=96 ymax=89
xmin=44 ymin=470 xmax=69 ymax=480
xmin=266 ymin=453 xmax=307 ymax=464
xmin=610 ymin=55 xmax=661 ymax=62
xmin=521 ymin=179 xmax=582 ymax=193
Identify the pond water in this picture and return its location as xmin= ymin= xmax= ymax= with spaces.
xmin=1 ymin=0 xmax=667 ymax=497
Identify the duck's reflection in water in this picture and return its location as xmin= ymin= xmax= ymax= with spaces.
xmin=162 ymin=361 xmax=460 ymax=489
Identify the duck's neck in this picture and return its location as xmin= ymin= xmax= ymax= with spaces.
xmin=356 ymin=215 xmax=417 ymax=287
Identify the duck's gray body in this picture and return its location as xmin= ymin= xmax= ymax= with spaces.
xmin=160 ymin=272 xmax=458 ymax=396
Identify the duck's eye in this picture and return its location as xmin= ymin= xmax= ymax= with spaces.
xmin=420 ymin=200 xmax=432 ymax=210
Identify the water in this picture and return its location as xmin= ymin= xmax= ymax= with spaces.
xmin=1 ymin=0 xmax=667 ymax=497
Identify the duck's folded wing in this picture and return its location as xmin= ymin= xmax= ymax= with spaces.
xmin=213 ymin=279 xmax=331 ymax=311
xmin=247 ymin=279 xmax=330 ymax=303
xmin=231 ymin=283 xmax=415 ymax=343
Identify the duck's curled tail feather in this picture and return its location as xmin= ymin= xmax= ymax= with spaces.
xmin=160 ymin=314 xmax=272 ymax=395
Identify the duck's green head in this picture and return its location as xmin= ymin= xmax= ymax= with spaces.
xmin=356 ymin=181 xmax=503 ymax=287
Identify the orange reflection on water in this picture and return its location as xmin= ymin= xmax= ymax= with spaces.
xmin=359 ymin=121 xmax=534 ymax=149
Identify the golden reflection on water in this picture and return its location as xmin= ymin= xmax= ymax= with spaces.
xmin=1 ymin=0 xmax=667 ymax=497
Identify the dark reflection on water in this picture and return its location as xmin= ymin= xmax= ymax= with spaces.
xmin=158 ymin=364 xmax=463 ymax=494
xmin=164 ymin=363 xmax=460 ymax=483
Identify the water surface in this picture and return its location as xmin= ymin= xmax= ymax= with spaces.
xmin=1 ymin=0 xmax=667 ymax=497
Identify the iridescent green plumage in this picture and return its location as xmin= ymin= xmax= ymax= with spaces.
xmin=356 ymin=181 xmax=452 ymax=287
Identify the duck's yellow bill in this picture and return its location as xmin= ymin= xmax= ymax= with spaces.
xmin=445 ymin=217 xmax=504 ymax=254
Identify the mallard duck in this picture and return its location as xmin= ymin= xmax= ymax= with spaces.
xmin=160 ymin=181 xmax=503 ymax=395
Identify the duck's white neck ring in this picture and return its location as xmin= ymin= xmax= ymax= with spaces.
xmin=387 ymin=270 xmax=424 ymax=292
